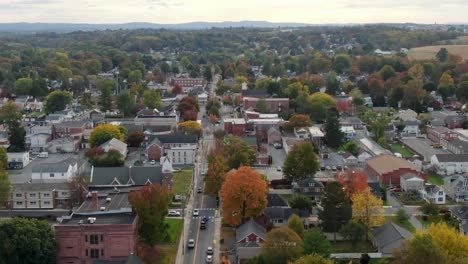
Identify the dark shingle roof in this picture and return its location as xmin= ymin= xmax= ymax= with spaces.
xmin=90 ymin=166 xmax=163 ymax=186
xmin=11 ymin=182 xmax=70 ymax=192
xmin=236 ymin=218 xmax=266 ymax=243
xmin=371 ymin=223 xmax=412 ymax=248
xmin=434 ymin=154 xmax=468 ymax=163
xmin=294 ymin=178 xmax=324 ymax=188
xmin=267 ymin=194 xmax=288 ymax=207
xmin=242 ymin=89 xmax=268 ymax=97
xmin=148 ymin=134 xmax=198 ymax=146
xmin=450 ymin=206 xmax=468 ymax=220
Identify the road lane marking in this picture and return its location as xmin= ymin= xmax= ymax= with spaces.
xmin=192 ymin=192 xmax=205 ymax=264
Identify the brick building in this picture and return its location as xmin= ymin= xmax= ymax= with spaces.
xmin=364 ymin=154 xmax=426 ymax=185
xmin=54 ymin=121 xmax=93 ymax=140
xmin=427 ymin=126 xmax=458 ymax=145
xmin=171 ymin=77 xmax=204 ymax=92
xmin=55 ymin=191 xmax=138 ymax=264
xmin=242 ymin=97 xmax=289 ymax=114
xmin=145 ymin=134 xmax=198 ymax=165
xmin=224 ymin=118 xmax=246 ymax=137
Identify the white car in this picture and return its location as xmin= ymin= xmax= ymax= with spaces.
xmin=206 ymin=247 xmax=213 ymax=255
xmin=188 ymin=239 xmax=195 ymax=249
xmin=150 ymin=160 xmax=156 ymax=165
xmin=193 ymin=209 xmax=199 ymax=216
xmin=206 ymin=255 xmax=213 ymax=263
xmin=168 ymin=210 xmax=181 ymax=217
xmin=197 ymin=187 xmax=203 ymax=193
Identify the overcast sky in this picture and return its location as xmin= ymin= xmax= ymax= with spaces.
xmin=0 ymin=0 xmax=467 ymax=24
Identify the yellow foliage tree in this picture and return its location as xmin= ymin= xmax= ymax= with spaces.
xmin=351 ymin=188 xmax=384 ymax=241
xmin=439 ymin=71 xmax=455 ymax=87
xmin=293 ymin=254 xmax=335 ymax=264
xmin=394 ymin=222 xmax=468 ymax=264
xmin=408 ymin=64 xmax=424 ymax=80
xmin=178 ymin=121 xmax=202 ymax=136
xmin=89 ymin=124 xmax=125 ymax=147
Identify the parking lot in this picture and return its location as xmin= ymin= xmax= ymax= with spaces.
xmin=7 ymin=152 xmax=81 ymax=184
xmin=401 ymin=138 xmax=449 ymax=161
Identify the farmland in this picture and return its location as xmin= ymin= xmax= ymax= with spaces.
xmin=408 ymin=45 xmax=468 ymax=60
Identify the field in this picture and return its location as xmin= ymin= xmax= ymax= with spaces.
xmin=408 ymin=45 xmax=468 ymax=60
xmin=389 ymin=143 xmax=414 ymax=158
xmin=428 ymin=172 xmax=444 ymax=186
xmin=172 ymin=169 xmax=193 ymax=198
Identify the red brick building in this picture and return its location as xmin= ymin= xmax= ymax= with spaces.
xmin=171 ymin=77 xmax=204 ymax=92
xmin=224 ymin=118 xmax=246 ymax=136
xmin=427 ymin=126 xmax=458 ymax=145
xmin=243 ymin=97 xmax=289 ymax=113
xmin=364 ymin=154 xmax=426 ymax=185
xmin=55 ymin=191 xmax=138 ymax=264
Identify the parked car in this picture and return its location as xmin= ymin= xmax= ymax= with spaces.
xmin=193 ymin=209 xmax=199 ymax=216
xmin=389 ymin=187 xmax=401 ymax=193
xmin=206 ymin=255 xmax=213 ymax=263
xmin=168 ymin=210 xmax=181 ymax=217
xmin=197 ymin=187 xmax=203 ymax=193
xmin=276 ymin=166 xmax=282 ymax=172
xmin=206 ymin=247 xmax=213 ymax=255
xmin=150 ymin=160 xmax=156 ymax=165
xmin=188 ymin=239 xmax=195 ymax=249
xmin=273 ymin=143 xmax=282 ymax=149
xmin=332 ymin=166 xmax=337 ymax=171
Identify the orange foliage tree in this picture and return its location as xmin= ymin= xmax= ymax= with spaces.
xmin=205 ymin=151 xmax=228 ymax=196
xmin=336 ymin=169 xmax=368 ymax=197
xmin=220 ymin=166 xmax=268 ymax=226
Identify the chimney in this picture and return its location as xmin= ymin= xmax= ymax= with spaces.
xmin=92 ymin=191 xmax=98 ymax=211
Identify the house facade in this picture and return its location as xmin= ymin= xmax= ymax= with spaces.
xmin=242 ymin=97 xmax=289 ymax=114
xmin=31 ymin=159 xmax=78 ymax=183
xmin=134 ymin=108 xmax=179 ymax=129
xmin=54 ymin=121 xmax=92 ymax=140
xmin=10 ymin=183 xmax=72 ymax=209
xmin=444 ymin=175 xmax=468 ymax=202
xmin=431 ymin=154 xmax=468 ymax=175
xmin=400 ymin=174 xmax=424 ymax=192
xmin=420 ymin=185 xmax=446 ymax=204
xmin=427 ymin=126 xmax=458 ymax=145
xmin=224 ymin=118 xmax=246 ymax=137
xmin=236 ymin=218 xmax=266 ymax=264
xmin=446 ymin=139 xmax=468 ymax=154
xmin=7 ymin=152 xmax=30 ymax=170
xmin=145 ymin=134 xmax=198 ymax=165
xmin=292 ymin=178 xmax=324 ymax=201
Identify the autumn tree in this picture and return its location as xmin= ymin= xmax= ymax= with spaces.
xmin=209 ymin=114 xmax=218 ymax=125
xmin=129 ymin=184 xmax=172 ymax=246
xmin=0 ymin=218 xmax=58 ymax=263
xmin=44 ymin=90 xmax=73 ymax=114
xmin=117 ymin=90 xmax=135 ymax=117
xmin=293 ymin=254 xmax=334 ymax=264
xmin=283 ymin=141 xmax=319 ymax=181
xmin=306 ymin=92 xmax=336 ymax=122
xmin=319 ymin=182 xmax=351 ymax=239
xmin=205 ymin=152 xmax=228 ymax=196
xmin=127 ymin=131 xmax=145 ymax=147
xmin=284 ymin=114 xmax=312 ymax=131
xmin=0 ymin=170 xmax=10 ymax=206
xmin=84 ymin=147 xmax=105 ymax=160
xmin=178 ymin=120 xmax=202 ymax=136
xmin=394 ymin=223 xmax=468 ymax=264
xmin=324 ymin=108 xmax=344 ymax=148
xmin=219 ymin=166 xmax=268 ymax=226
xmin=336 ymin=169 xmax=368 ymax=197
xmin=351 ymin=188 xmax=384 ymax=241
xmin=260 ymin=227 xmax=302 ymax=264
xmin=172 ymin=83 xmax=183 ymax=94
xmin=333 ymin=54 xmax=352 ymax=74
xmin=437 ymin=71 xmax=455 ymax=100
xmin=89 ymin=124 xmax=125 ymax=147
xmin=302 ymin=228 xmax=332 ymax=257
xmin=223 ymin=136 xmax=256 ymax=169
xmin=288 ymin=214 xmax=304 ymax=238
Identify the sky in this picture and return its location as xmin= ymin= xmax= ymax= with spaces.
xmin=0 ymin=0 xmax=467 ymax=24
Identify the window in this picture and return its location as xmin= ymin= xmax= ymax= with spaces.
xmin=61 ymin=192 xmax=68 ymax=196
xmin=16 ymin=201 xmax=23 ymax=205
xmin=85 ymin=235 xmax=87 ymax=242
xmin=90 ymin=249 xmax=99 ymax=259
xmin=101 ymin=249 xmax=104 ymax=256
xmin=50 ymin=173 xmax=54 ymax=177
xmin=15 ymin=193 xmax=22 ymax=198
xmin=43 ymin=193 xmax=50 ymax=197
xmin=90 ymin=235 xmax=99 ymax=245
xmin=439 ymin=191 xmax=444 ymax=195
xmin=29 ymin=193 xmax=37 ymax=198
xmin=44 ymin=201 xmax=51 ymax=205
xmin=100 ymin=235 xmax=103 ymax=242
xmin=30 ymin=201 xmax=37 ymax=205
xmin=85 ymin=249 xmax=88 ymax=256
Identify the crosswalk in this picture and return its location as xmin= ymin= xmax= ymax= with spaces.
xmin=192 ymin=215 xmax=216 ymax=219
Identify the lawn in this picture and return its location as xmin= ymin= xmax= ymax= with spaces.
xmin=385 ymin=216 xmax=416 ymax=233
xmin=394 ymin=192 xmax=425 ymax=206
xmin=389 ymin=143 xmax=414 ymax=158
xmin=172 ymin=169 xmax=193 ymax=198
xmin=165 ymin=218 xmax=184 ymax=244
xmin=428 ymin=172 xmax=444 ymax=186
xmin=138 ymin=245 xmax=177 ymax=264
xmin=331 ymin=241 xmax=375 ymax=253
xmin=416 ymin=215 xmax=458 ymax=229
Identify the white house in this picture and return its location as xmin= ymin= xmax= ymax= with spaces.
xmin=294 ymin=127 xmax=310 ymax=139
xmin=197 ymin=92 xmax=208 ymax=104
xmin=420 ymin=185 xmax=446 ymax=204
xmin=100 ymin=138 xmax=128 ymax=158
xmin=431 ymin=154 xmax=468 ymax=175
xmin=7 ymin=152 xmax=30 ymax=169
xmin=444 ymin=175 xmax=468 ymax=202
xmin=400 ymin=174 xmax=425 ymax=192
xmin=400 ymin=120 xmax=420 ymax=137
xmin=31 ymin=159 xmax=78 ymax=183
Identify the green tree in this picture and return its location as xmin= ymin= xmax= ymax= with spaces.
xmin=342 ymin=141 xmax=359 ymax=156
xmin=83 ymin=58 xmax=102 ymax=74
xmin=89 ymin=124 xmax=125 ymax=147
xmin=91 ymin=149 xmax=124 ymax=167
xmin=397 ymin=208 xmax=410 ymax=223
xmin=283 ymin=141 xmax=319 ymax=181
xmin=128 ymin=184 xmax=172 ymax=246
xmin=0 ymin=218 xmax=58 ymax=263
xmin=288 ymin=214 xmax=305 ymax=238
xmin=306 ymin=92 xmax=336 ymax=122
xmin=339 ymin=221 xmax=366 ymax=246
xmin=456 ymin=81 xmax=468 ymax=101
xmin=8 ymin=126 xmax=26 ymax=152
xmin=32 ymin=78 xmax=49 ymax=97
xmin=128 ymin=70 xmax=142 ymax=84
xmin=293 ymin=254 xmax=335 ymax=264
xmin=380 ymin=65 xmax=396 ymax=81
xmin=420 ymin=202 xmax=439 ymax=216
xmin=44 ymin=91 xmax=72 ymax=114
xmin=143 ymin=90 xmax=162 ymax=109
xmin=223 ymin=136 xmax=256 ymax=169
xmin=302 ymin=228 xmax=332 ymax=257
xmin=0 ymin=147 xmax=7 ymax=170
xmin=255 ymin=98 xmax=269 ymax=113
xmin=0 ymin=170 xmax=10 ymax=206
xmin=436 ymin=48 xmax=448 ymax=62
xmin=319 ymin=182 xmax=352 ymax=236
xmin=0 ymin=102 xmax=22 ymax=130
xmin=14 ymin=77 xmax=33 ymax=95
xmin=97 ymin=79 xmax=115 ymax=111
xmin=261 ymin=227 xmax=302 ymax=264
xmin=325 ymin=72 xmax=340 ymax=95
xmin=333 ymin=54 xmax=352 ymax=74
xmin=80 ymin=92 xmax=94 ymax=109
xmin=324 ymin=108 xmax=344 ymax=148
xmin=116 ymin=90 xmax=135 ymax=117
xmin=289 ymin=195 xmax=312 ymax=211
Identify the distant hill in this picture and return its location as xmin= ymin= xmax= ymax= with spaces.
xmin=0 ymin=21 xmax=314 ymax=33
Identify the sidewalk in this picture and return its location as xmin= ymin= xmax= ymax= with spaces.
xmin=213 ymin=215 xmax=221 ymax=263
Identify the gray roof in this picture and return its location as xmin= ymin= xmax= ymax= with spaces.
xmin=450 ymin=206 xmax=468 ymax=220
xmin=267 ymin=194 xmax=288 ymax=207
xmin=371 ymin=223 xmax=413 ymax=248
xmin=403 ymin=120 xmax=419 ymax=126
xmin=11 ymin=182 xmax=70 ymax=192
xmin=241 ymin=136 xmax=257 ymax=146
xmin=76 ymin=192 xmax=131 ymax=214
xmin=448 ymin=139 xmax=468 ymax=151
xmin=54 ymin=121 xmax=89 ymax=128
xmin=90 ymin=166 xmax=163 ymax=186
xmin=148 ymin=134 xmax=198 ymax=147
xmin=236 ymin=218 xmax=266 ymax=243
xmin=60 ymin=213 xmax=136 ymax=225
xmin=434 ymin=154 xmax=468 ymax=163
xmin=293 ymin=178 xmax=324 ymax=188
xmin=31 ymin=161 xmax=74 ymax=173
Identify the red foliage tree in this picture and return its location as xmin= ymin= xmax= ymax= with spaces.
xmin=182 ymin=109 xmax=197 ymax=121
xmin=172 ymin=83 xmax=183 ymax=94
xmin=336 ymin=169 xmax=368 ymax=197
xmin=85 ymin=147 xmax=104 ymax=160
xmin=127 ymin=131 xmax=145 ymax=147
